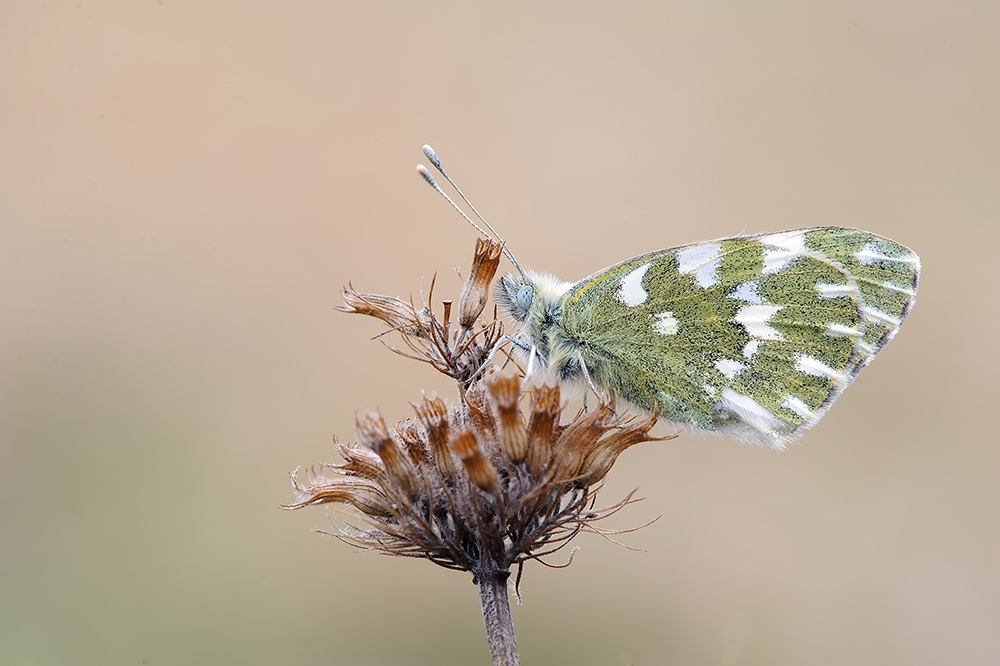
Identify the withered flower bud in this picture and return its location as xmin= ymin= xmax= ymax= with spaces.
xmin=413 ymin=393 xmax=454 ymax=477
xmin=356 ymin=410 xmax=416 ymax=498
xmin=450 ymin=428 xmax=498 ymax=492
xmin=457 ymin=237 xmax=503 ymax=329
xmin=487 ymin=373 xmax=529 ymax=462
xmin=525 ymin=382 xmax=560 ymax=475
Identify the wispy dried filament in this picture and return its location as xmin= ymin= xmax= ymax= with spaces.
xmin=284 ymin=238 xmax=672 ymax=579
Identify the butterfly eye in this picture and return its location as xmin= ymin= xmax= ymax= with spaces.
xmin=515 ymin=284 xmax=534 ymax=311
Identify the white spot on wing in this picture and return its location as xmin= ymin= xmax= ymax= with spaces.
xmin=824 ymin=323 xmax=858 ymax=338
xmin=713 ymin=388 xmax=790 ymax=447
xmin=796 ymin=353 xmax=847 ymax=385
xmin=816 ymin=283 xmax=857 ymax=299
xmin=854 ymin=243 xmax=919 ymax=266
xmin=742 ymin=340 xmax=762 ymax=359
xmin=715 ymin=358 xmax=747 ymax=379
xmin=860 ymin=306 xmax=901 ymax=327
xmin=880 ymin=281 xmax=916 ymax=297
xmin=729 ymin=280 xmax=764 ymax=304
xmin=761 ymin=231 xmax=806 ymax=274
xmin=781 ymin=395 xmax=814 ymax=419
xmin=735 ymin=304 xmax=784 ymax=340
xmin=652 ymin=311 xmax=679 ymax=335
xmin=676 ymin=244 xmax=722 ymax=289
xmin=618 ymin=263 xmax=651 ymax=306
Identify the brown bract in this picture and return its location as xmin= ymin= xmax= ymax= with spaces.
xmin=283 ymin=238 xmax=673 ymax=580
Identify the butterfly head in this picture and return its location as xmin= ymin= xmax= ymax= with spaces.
xmin=496 ymin=273 xmax=535 ymax=322
xmin=496 ymin=270 xmax=573 ymax=332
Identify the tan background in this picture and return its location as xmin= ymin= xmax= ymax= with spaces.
xmin=2 ymin=2 xmax=998 ymax=665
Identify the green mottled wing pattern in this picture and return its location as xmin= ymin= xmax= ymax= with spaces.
xmin=557 ymin=227 xmax=919 ymax=447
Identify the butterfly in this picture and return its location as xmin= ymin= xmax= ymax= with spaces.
xmin=494 ymin=227 xmax=919 ymax=448
xmin=418 ymin=147 xmax=920 ymax=448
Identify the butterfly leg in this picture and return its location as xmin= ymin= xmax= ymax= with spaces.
xmin=578 ymin=360 xmax=615 ymax=415
xmin=502 ymin=334 xmax=542 ymax=385
xmin=465 ymin=335 xmax=507 ymax=384
xmin=522 ymin=345 xmax=540 ymax=389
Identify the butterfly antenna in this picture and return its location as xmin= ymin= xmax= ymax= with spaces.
xmin=419 ymin=144 xmax=525 ymax=277
xmin=416 ymin=165 xmax=494 ymax=246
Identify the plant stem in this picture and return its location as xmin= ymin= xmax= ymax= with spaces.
xmin=477 ymin=571 xmax=519 ymax=666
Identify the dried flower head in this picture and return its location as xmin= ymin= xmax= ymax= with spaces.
xmin=283 ymin=237 xmax=671 ymax=665
xmin=285 ymin=238 xmax=670 ymax=578
xmin=284 ymin=372 xmax=663 ymax=574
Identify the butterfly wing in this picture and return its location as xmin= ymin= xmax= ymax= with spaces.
xmin=557 ymin=227 xmax=919 ymax=447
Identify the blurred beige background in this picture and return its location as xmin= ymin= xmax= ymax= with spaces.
xmin=2 ymin=2 xmax=998 ymax=665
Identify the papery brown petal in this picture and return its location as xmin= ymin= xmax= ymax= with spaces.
xmin=457 ymin=238 xmax=503 ymax=329
xmin=451 ymin=429 xmax=498 ymax=492
xmin=487 ymin=373 xmax=529 ymax=462
xmin=356 ymin=410 xmax=417 ymax=496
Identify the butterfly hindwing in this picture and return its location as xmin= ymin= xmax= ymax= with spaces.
xmin=556 ymin=227 xmax=919 ymax=447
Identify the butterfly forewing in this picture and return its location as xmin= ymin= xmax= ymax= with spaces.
xmin=558 ymin=227 xmax=919 ymax=447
